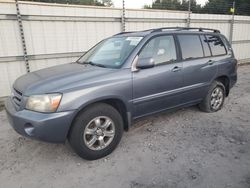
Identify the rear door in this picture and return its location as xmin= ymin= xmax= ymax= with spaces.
xmin=177 ymin=34 xmax=218 ymax=103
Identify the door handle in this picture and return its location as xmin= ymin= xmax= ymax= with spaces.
xmin=172 ymin=66 xmax=182 ymax=72
xmin=207 ymin=60 xmax=215 ymax=65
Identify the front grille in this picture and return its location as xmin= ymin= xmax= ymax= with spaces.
xmin=12 ymin=88 xmax=23 ymax=109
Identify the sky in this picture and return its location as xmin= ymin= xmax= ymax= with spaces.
xmin=113 ymin=0 xmax=208 ymax=9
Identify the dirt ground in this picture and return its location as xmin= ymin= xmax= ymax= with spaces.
xmin=0 ymin=65 xmax=250 ymax=188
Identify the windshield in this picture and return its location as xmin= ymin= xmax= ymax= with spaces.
xmin=77 ymin=36 xmax=143 ymax=68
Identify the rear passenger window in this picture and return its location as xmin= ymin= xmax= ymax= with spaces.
xmin=206 ymin=35 xmax=226 ymax=56
xmin=178 ymin=35 xmax=203 ymax=60
xmin=200 ymin=35 xmax=211 ymax=57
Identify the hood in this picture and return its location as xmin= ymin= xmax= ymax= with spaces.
xmin=13 ymin=63 xmax=115 ymax=95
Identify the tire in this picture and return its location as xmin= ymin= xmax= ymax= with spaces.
xmin=199 ymin=81 xmax=226 ymax=113
xmin=68 ymin=103 xmax=123 ymax=160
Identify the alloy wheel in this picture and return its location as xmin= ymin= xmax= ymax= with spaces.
xmin=210 ymin=87 xmax=224 ymax=110
xmin=83 ymin=116 xmax=115 ymax=151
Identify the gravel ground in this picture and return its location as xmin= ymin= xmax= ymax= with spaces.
xmin=0 ymin=65 xmax=250 ymax=188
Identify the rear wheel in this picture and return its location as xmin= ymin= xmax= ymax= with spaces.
xmin=69 ymin=103 xmax=123 ymax=160
xmin=199 ymin=81 xmax=226 ymax=113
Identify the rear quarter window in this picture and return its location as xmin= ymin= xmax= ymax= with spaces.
xmin=200 ymin=35 xmax=211 ymax=57
xmin=206 ymin=35 xmax=227 ymax=56
xmin=177 ymin=35 xmax=203 ymax=60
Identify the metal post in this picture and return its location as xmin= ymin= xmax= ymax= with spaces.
xmin=15 ymin=0 xmax=30 ymax=73
xmin=187 ymin=0 xmax=191 ymax=27
xmin=121 ymin=0 xmax=125 ymax=32
xmin=229 ymin=1 xmax=235 ymax=45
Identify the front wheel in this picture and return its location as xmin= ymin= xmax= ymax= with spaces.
xmin=199 ymin=81 xmax=226 ymax=113
xmin=68 ymin=103 xmax=123 ymax=160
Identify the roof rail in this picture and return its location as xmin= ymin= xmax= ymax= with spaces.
xmin=114 ymin=29 xmax=154 ymax=36
xmin=113 ymin=31 xmax=135 ymax=36
xmin=150 ymin=27 xmax=220 ymax=33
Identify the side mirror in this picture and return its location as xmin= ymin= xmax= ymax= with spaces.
xmin=137 ymin=57 xmax=155 ymax=69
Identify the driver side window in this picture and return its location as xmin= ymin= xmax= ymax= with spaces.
xmin=138 ymin=35 xmax=177 ymax=65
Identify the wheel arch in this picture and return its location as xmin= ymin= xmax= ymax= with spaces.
xmin=215 ymin=75 xmax=230 ymax=96
xmin=68 ymin=97 xmax=131 ymax=138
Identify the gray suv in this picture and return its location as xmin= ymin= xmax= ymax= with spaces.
xmin=5 ymin=27 xmax=237 ymax=160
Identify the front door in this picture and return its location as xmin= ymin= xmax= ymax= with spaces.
xmin=132 ymin=35 xmax=183 ymax=118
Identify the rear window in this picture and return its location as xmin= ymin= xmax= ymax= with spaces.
xmin=178 ymin=35 xmax=203 ymax=60
xmin=206 ymin=35 xmax=227 ymax=56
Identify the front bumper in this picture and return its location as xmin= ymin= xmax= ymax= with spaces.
xmin=5 ymin=97 xmax=75 ymax=143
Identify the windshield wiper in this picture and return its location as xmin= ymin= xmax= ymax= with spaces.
xmin=83 ymin=61 xmax=107 ymax=68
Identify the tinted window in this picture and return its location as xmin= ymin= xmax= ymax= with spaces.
xmin=206 ymin=35 xmax=226 ymax=56
xmin=200 ymin=35 xmax=211 ymax=57
xmin=178 ymin=35 xmax=203 ymax=60
xmin=139 ymin=35 xmax=177 ymax=65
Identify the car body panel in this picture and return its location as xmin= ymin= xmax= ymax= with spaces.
xmin=57 ymin=68 xmax=133 ymax=112
xmin=5 ymin=97 xmax=75 ymax=143
xmin=14 ymin=63 xmax=116 ymax=96
xmin=180 ymin=57 xmax=218 ymax=103
xmin=5 ymin=28 xmax=237 ymax=143
xmin=132 ymin=61 xmax=183 ymax=118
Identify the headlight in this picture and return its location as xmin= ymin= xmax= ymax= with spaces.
xmin=26 ymin=93 xmax=62 ymax=113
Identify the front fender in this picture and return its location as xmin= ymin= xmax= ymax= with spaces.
xmin=57 ymin=81 xmax=132 ymax=113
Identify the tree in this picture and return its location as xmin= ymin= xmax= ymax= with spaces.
xmin=180 ymin=0 xmax=202 ymax=12
xmin=102 ymin=0 xmax=113 ymax=7
xmin=147 ymin=0 xmax=202 ymax=13
xmin=201 ymin=0 xmax=231 ymax=14
xmin=145 ymin=0 xmax=250 ymax=16
xmin=237 ymin=1 xmax=250 ymax=15
xmin=201 ymin=0 xmax=250 ymax=15
xmin=25 ymin=0 xmax=113 ymax=7
xmin=151 ymin=0 xmax=182 ymax=10
xmin=228 ymin=0 xmax=250 ymax=15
